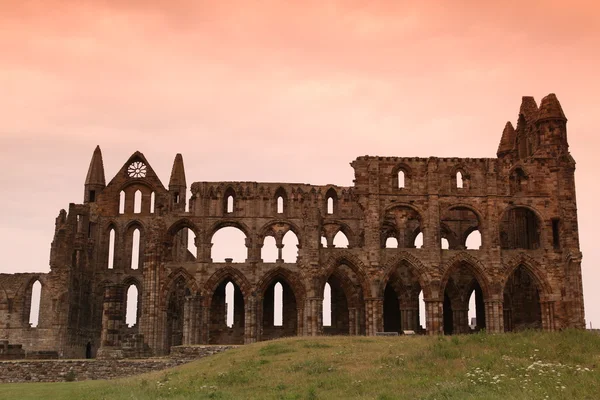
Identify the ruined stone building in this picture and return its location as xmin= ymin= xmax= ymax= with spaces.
xmin=0 ymin=93 xmax=585 ymax=358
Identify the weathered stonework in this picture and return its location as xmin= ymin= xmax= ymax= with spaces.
xmin=0 ymin=345 xmax=233 ymax=383
xmin=0 ymin=93 xmax=585 ymax=358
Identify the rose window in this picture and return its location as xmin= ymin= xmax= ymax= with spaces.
xmin=127 ymin=161 xmax=147 ymax=178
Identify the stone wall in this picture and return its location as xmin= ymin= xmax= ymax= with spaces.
xmin=0 ymin=345 xmax=232 ymax=383
xmin=0 ymin=93 xmax=586 ymax=358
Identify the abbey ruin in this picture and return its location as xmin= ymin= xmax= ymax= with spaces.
xmin=0 ymin=93 xmax=585 ymax=359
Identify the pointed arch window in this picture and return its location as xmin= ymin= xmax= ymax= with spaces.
xmin=119 ymin=191 xmax=125 ymax=214
xmin=108 ymin=228 xmax=116 ymax=269
xmin=125 ymin=285 xmax=139 ymax=327
xmin=325 ymin=188 xmax=337 ymax=215
xmin=323 ymin=282 xmax=332 ymax=326
xmin=226 ymin=282 xmax=235 ymax=328
xmin=274 ymin=282 xmax=283 ymax=326
xmin=223 ymin=187 xmax=237 ymax=214
xmin=134 ymin=190 xmax=142 ymax=213
xmin=150 ymin=192 xmax=155 ymax=213
xmin=130 ymin=228 xmax=141 ymax=270
xmin=277 ymin=196 xmax=284 ymax=214
xmin=29 ymin=280 xmax=42 ymax=327
xmin=398 ymin=170 xmax=405 ymax=189
xmin=456 ymin=171 xmax=464 ymax=189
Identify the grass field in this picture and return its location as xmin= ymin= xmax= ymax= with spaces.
xmin=1 ymin=330 xmax=599 ymax=399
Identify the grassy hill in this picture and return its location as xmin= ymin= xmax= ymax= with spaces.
xmin=1 ymin=330 xmax=599 ymax=399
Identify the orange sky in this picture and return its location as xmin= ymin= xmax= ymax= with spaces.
xmin=1 ymin=1 xmax=599 ymax=325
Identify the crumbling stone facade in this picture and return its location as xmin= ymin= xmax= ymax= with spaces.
xmin=0 ymin=94 xmax=585 ymax=358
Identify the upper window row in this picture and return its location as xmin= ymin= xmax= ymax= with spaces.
xmin=395 ymin=168 xmax=529 ymax=192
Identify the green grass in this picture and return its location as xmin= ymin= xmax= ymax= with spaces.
xmin=1 ymin=330 xmax=599 ymax=399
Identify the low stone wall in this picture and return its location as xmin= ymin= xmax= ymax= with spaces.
xmin=0 ymin=345 xmax=233 ymax=383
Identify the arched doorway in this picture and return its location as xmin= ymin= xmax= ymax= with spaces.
xmin=442 ymin=262 xmax=487 ymax=334
xmin=322 ymin=263 xmax=365 ymax=336
xmin=209 ymin=279 xmax=245 ymax=344
xmin=261 ymin=278 xmax=298 ymax=340
xmin=503 ymin=265 xmax=542 ymax=331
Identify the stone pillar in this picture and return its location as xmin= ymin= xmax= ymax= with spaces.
xmin=199 ymin=301 xmax=210 ymax=344
xmin=199 ymin=240 xmax=213 ymax=263
xmin=305 ymin=297 xmax=322 ymax=336
xmin=183 ymin=296 xmax=198 ymax=345
xmin=425 ymin=300 xmax=443 ymax=335
xmin=365 ymin=298 xmax=383 ymax=336
xmin=276 ymin=243 xmax=284 ymax=263
xmin=400 ymin=308 xmax=419 ymax=331
xmin=541 ymin=300 xmax=556 ymax=332
xmin=452 ymin=308 xmax=469 ymax=334
xmin=296 ymin=302 xmax=305 ymax=337
xmin=245 ymin=295 xmax=257 ymax=344
xmin=484 ymin=300 xmax=504 ymax=333
xmin=97 ymin=284 xmax=125 ymax=359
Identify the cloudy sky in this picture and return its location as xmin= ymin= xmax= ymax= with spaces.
xmin=1 ymin=1 xmax=599 ymax=326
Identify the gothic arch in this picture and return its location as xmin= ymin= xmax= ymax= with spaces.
xmin=203 ymin=266 xmax=252 ymax=307
xmin=167 ymin=218 xmax=201 ymax=238
xmin=439 ymin=252 xmax=491 ymax=300
xmin=256 ymin=267 xmax=307 ymax=303
xmin=383 ymin=202 xmax=425 ymax=218
xmin=322 ymin=221 xmax=357 ymax=248
xmin=441 ymin=203 xmax=485 ymax=226
xmin=499 ymin=204 xmax=546 ymax=249
xmin=500 ymin=253 xmax=553 ymax=296
xmin=207 ymin=220 xmax=251 ymax=243
xmin=319 ymin=252 xmax=370 ymax=296
xmin=258 ymin=220 xmax=303 ymax=246
xmin=161 ymin=268 xmax=198 ymax=303
xmin=381 ymin=252 xmax=433 ymax=298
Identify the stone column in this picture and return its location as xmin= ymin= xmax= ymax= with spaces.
xmin=425 ymin=300 xmax=443 ymax=335
xmin=400 ymin=308 xmax=419 ymax=332
xmin=452 ymin=308 xmax=469 ymax=334
xmin=484 ymin=300 xmax=504 ymax=333
xmin=365 ymin=298 xmax=383 ymax=336
xmin=245 ymin=295 xmax=257 ymax=344
xmin=305 ymin=297 xmax=323 ymax=336
xmin=541 ymin=300 xmax=556 ymax=332
xmin=97 ymin=283 xmax=125 ymax=359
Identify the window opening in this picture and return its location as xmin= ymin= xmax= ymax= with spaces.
xmin=419 ymin=290 xmax=426 ymax=330
xmin=212 ymin=227 xmax=247 ymax=262
xmin=134 ymin=190 xmax=142 ymax=213
xmin=277 ymin=196 xmax=284 ymax=214
xmin=398 ymin=170 xmax=405 ymax=188
xmin=327 ymin=197 xmax=334 ymax=214
xmin=89 ymin=190 xmax=96 ymax=202
xmin=131 ymin=228 xmax=140 ymax=270
xmin=119 ymin=191 xmax=125 ymax=214
xmin=323 ymin=282 xmax=331 ymax=326
xmin=385 ymin=237 xmax=398 ymax=248
xmin=125 ymin=285 xmax=138 ymax=327
xmin=441 ymin=238 xmax=450 ymax=249
xmin=456 ymin=172 xmax=464 ymax=189
xmin=108 ymin=229 xmax=115 ymax=269
xmin=414 ymin=232 xmax=423 ymax=248
xmin=333 ymin=231 xmax=349 ymax=248
xmin=282 ymin=231 xmax=299 ymax=262
xmin=552 ymin=219 xmax=560 ymax=249
xmin=150 ymin=192 xmax=155 ymax=213
xmin=226 ymin=282 xmax=234 ymax=328
xmin=29 ymin=280 xmax=42 ymax=327
xmin=274 ymin=282 xmax=283 ymax=326
xmin=465 ymin=230 xmax=482 ymax=250
xmin=227 ymin=196 xmax=234 ymax=213
xmin=262 ymin=236 xmax=278 ymax=262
